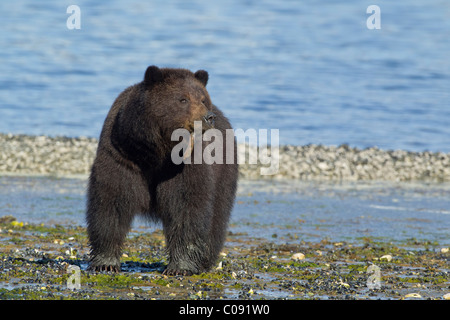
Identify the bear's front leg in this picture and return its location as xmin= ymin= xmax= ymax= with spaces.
xmin=161 ymin=209 xmax=217 ymax=276
xmin=162 ymin=238 xmax=211 ymax=276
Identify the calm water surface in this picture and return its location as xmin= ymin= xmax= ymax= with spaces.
xmin=0 ymin=0 xmax=449 ymax=152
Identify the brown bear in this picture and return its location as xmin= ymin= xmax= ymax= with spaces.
xmin=86 ymin=66 xmax=238 ymax=276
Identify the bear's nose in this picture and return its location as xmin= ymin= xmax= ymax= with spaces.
xmin=203 ymin=111 xmax=216 ymax=127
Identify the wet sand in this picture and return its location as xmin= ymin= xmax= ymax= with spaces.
xmin=0 ymin=176 xmax=449 ymax=300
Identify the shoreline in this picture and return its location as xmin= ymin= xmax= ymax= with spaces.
xmin=1 ymin=133 xmax=449 ymax=182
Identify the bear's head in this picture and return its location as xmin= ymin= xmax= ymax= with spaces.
xmin=111 ymin=66 xmax=218 ymax=165
xmin=143 ymin=66 xmax=216 ymax=135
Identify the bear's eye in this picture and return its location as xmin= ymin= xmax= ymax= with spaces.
xmin=201 ymin=99 xmax=207 ymax=105
xmin=179 ymin=98 xmax=188 ymax=104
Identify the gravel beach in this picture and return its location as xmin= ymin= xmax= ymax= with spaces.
xmin=1 ymin=217 xmax=449 ymax=301
xmin=1 ymin=133 xmax=449 ymax=181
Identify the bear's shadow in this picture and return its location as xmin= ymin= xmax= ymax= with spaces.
xmin=64 ymin=259 xmax=166 ymax=274
xmin=119 ymin=261 xmax=166 ymax=273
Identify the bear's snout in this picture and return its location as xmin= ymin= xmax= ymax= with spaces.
xmin=203 ymin=111 xmax=216 ymax=128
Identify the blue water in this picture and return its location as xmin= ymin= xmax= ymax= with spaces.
xmin=1 ymin=176 xmax=449 ymax=245
xmin=1 ymin=0 xmax=449 ymax=152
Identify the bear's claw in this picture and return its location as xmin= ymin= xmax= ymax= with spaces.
xmin=88 ymin=265 xmax=121 ymax=273
xmin=162 ymin=268 xmax=193 ymax=277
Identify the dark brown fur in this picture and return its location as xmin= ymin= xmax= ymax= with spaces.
xmin=86 ymin=66 xmax=238 ymax=275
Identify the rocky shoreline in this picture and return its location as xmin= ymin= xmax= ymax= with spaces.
xmin=1 ymin=217 xmax=449 ymax=300
xmin=1 ymin=133 xmax=449 ymax=182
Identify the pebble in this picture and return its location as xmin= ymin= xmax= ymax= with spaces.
xmin=380 ymin=254 xmax=393 ymax=262
xmin=1 ymin=133 xmax=449 ymax=181
xmin=443 ymin=293 xmax=450 ymax=300
xmin=440 ymin=248 xmax=449 ymax=253
xmin=291 ymin=253 xmax=305 ymax=261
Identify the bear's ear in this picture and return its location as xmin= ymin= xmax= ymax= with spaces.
xmin=194 ymin=70 xmax=208 ymax=86
xmin=144 ymin=65 xmax=163 ymax=87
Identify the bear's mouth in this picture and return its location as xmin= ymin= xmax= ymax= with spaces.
xmin=180 ymin=112 xmax=216 ymax=160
